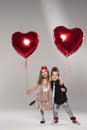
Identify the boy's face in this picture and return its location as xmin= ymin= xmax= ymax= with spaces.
xmin=51 ymin=71 xmax=59 ymax=81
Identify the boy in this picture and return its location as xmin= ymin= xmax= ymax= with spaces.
xmin=51 ymin=67 xmax=80 ymax=125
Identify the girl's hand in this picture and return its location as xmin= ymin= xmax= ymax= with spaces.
xmin=59 ymin=79 xmax=64 ymax=85
xmin=61 ymin=88 xmax=65 ymax=92
xmin=26 ymin=89 xmax=32 ymax=94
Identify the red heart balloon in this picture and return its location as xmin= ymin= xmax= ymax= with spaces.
xmin=12 ymin=31 xmax=39 ymax=58
xmin=53 ymin=26 xmax=84 ymax=57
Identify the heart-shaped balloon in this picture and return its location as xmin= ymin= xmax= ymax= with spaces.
xmin=12 ymin=31 xmax=39 ymax=58
xmin=53 ymin=26 xmax=84 ymax=57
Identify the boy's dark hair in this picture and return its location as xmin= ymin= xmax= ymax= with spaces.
xmin=51 ymin=67 xmax=60 ymax=76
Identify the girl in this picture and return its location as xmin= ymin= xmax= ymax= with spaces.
xmin=50 ymin=67 xmax=80 ymax=125
xmin=27 ymin=66 xmax=52 ymax=124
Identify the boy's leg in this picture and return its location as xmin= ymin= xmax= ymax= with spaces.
xmin=62 ymin=101 xmax=80 ymax=125
xmin=62 ymin=101 xmax=74 ymax=118
xmin=52 ymin=103 xmax=60 ymax=124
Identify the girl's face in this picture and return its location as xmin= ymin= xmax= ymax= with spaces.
xmin=51 ymin=71 xmax=59 ymax=81
xmin=41 ymin=69 xmax=48 ymax=78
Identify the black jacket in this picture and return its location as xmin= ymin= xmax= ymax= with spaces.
xmin=51 ymin=79 xmax=67 ymax=105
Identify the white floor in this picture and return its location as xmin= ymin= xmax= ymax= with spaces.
xmin=0 ymin=108 xmax=87 ymax=130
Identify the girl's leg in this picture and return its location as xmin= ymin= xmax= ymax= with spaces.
xmin=40 ymin=110 xmax=45 ymax=124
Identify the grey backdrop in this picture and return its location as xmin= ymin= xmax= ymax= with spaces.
xmin=0 ymin=0 xmax=87 ymax=111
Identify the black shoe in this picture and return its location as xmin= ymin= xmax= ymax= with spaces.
xmin=40 ymin=119 xmax=45 ymax=124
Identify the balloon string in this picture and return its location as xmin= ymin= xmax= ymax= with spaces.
xmin=63 ymin=57 xmax=71 ymax=81
xmin=24 ymin=58 xmax=28 ymax=90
